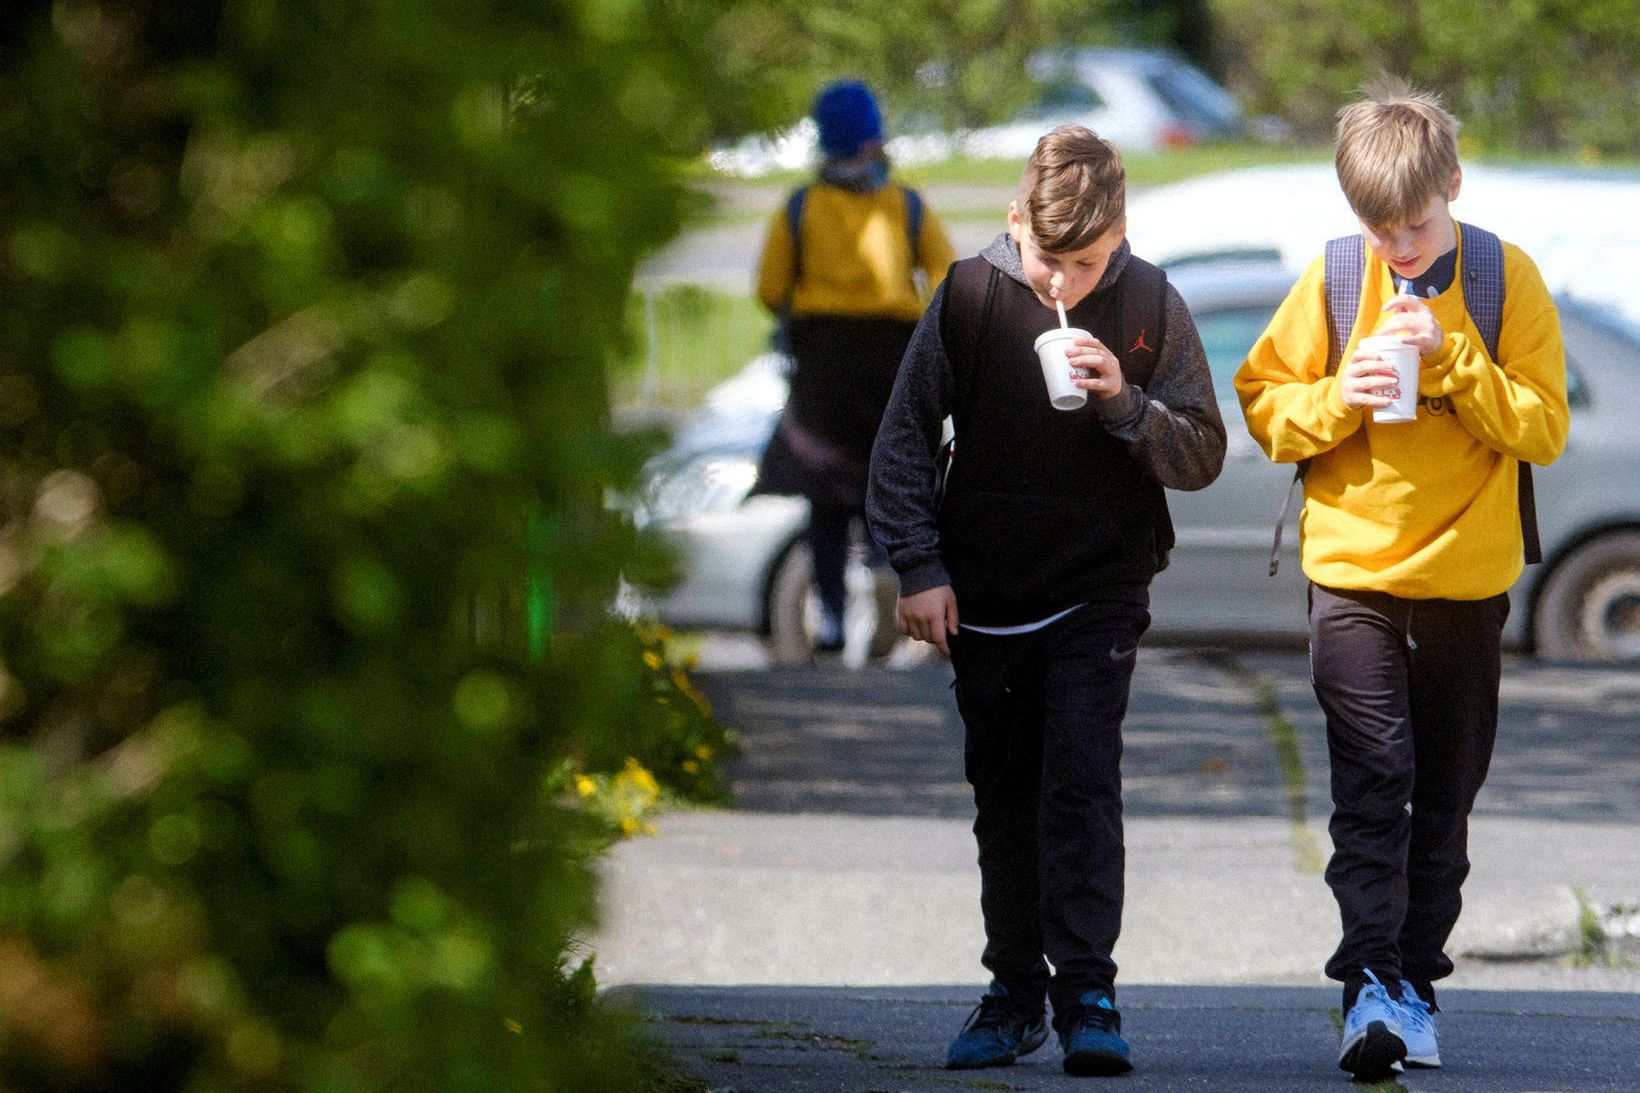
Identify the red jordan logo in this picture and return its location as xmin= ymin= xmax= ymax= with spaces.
xmin=1130 ymin=329 xmax=1153 ymax=353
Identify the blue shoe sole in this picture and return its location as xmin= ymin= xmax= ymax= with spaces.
xmin=1339 ymin=1020 xmax=1407 ymax=1081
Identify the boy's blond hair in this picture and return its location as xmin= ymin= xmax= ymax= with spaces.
xmin=1334 ymin=75 xmax=1461 ymax=229
xmin=1016 ymin=124 xmax=1125 ymax=253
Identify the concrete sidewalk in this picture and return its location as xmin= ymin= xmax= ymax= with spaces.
xmin=594 ymin=648 xmax=1640 ymax=1089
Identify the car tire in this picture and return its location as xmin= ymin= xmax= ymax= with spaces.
xmin=767 ymin=540 xmax=817 ymax=666
xmin=1532 ymin=530 xmax=1640 ymax=661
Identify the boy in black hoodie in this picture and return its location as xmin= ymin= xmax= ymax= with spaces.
xmin=866 ymin=124 xmax=1225 ymax=1077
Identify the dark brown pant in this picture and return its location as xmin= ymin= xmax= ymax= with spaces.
xmin=1308 ymin=583 xmax=1510 ymax=1009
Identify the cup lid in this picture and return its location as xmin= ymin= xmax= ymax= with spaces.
xmin=1034 ymin=326 xmax=1088 ymax=349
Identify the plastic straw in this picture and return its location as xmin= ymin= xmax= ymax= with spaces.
xmin=1056 ymin=298 xmax=1068 ymax=328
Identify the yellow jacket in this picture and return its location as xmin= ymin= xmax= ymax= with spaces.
xmin=1234 ymin=225 xmax=1569 ymax=600
xmin=755 ymin=181 xmax=956 ymax=322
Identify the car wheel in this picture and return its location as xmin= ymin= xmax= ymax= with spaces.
xmin=767 ymin=540 xmax=818 ymax=666
xmin=1532 ymin=530 xmax=1640 ymax=661
xmin=766 ymin=540 xmax=900 ymax=665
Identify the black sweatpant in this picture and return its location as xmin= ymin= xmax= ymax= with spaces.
xmin=949 ymin=600 xmax=1149 ymax=1017
xmin=1308 ymin=583 xmax=1510 ymax=1008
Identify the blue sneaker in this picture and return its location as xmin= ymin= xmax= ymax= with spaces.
xmin=1057 ymin=990 xmax=1133 ymax=1076
xmin=945 ymin=981 xmax=1048 ymax=1070
xmin=1396 ymin=981 xmax=1440 ymax=1068
xmin=1338 ymin=970 xmax=1406 ymax=1080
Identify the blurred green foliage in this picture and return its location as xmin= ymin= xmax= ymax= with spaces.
xmin=706 ymin=0 xmax=1211 ymax=136
xmin=0 ymin=1 xmax=732 ymax=1089
xmin=1208 ymin=0 xmax=1640 ymax=157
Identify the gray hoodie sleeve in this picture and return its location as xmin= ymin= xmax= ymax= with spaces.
xmin=1092 ymin=282 xmax=1226 ymax=491
xmin=866 ymin=281 xmax=954 ymax=597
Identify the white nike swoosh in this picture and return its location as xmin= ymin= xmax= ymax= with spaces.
xmin=1109 ymin=644 xmax=1138 ymax=661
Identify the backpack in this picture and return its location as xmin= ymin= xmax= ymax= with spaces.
xmin=771 ymin=182 xmax=925 ymax=354
xmin=938 ymin=253 xmax=1176 ymax=566
xmin=1267 ymin=224 xmax=1541 ymax=576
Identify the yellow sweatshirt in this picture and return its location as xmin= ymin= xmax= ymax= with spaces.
xmin=1234 ymin=225 xmax=1569 ymax=600
xmin=755 ymin=181 xmax=956 ymax=322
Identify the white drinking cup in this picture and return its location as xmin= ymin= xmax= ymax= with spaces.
xmin=1033 ymin=327 xmax=1090 ymax=411
xmin=1358 ymin=334 xmax=1420 ymax=424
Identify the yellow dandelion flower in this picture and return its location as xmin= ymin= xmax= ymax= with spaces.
xmin=622 ymin=757 xmax=660 ymax=797
xmin=681 ymin=760 xmax=699 ymax=775
xmin=695 ymin=745 xmax=713 ymax=760
xmin=504 ymin=1019 xmax=523 ymax=1034
xmin=642 ymin=650 xmax=663 ymax=670
xmin=619 ymin=816 xmax=638 ymax=836
xmin=574 ymin=775 xmax=597 ymax=798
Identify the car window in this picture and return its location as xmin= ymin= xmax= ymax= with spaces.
xmin=1031 ymin=76 xmax=1104 ymax=116
xmin=1142 ymin=66 xmax=1240 ymax=130
xmin=1192 ymin=304 xmax=1279 ymax=395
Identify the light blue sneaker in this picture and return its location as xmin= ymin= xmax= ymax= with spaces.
xmin=945 ymin=981 xmax=1048 ymax=1070
xmin=1057 ymin=990 xmax=1133 ymax=1076
xmin=1338 ymin=970 xmax=1406 ymax=1080
xmin=1397 ymin=981 xmax=1441 ymax=1068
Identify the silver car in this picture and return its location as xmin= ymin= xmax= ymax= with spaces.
xmin=631 ymin=261 xmax=1640 ymax=663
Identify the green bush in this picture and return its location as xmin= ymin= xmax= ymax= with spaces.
xmin=0 ymin=2 xmax=732 ymax=1089
xmin=1209 ymin=0 xmax=1640 ymax=158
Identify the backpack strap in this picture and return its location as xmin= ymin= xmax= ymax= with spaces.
xmin=903 ymin=184 xmax=925 ymax=252
xmin=1323 ymin=232 xmax=1366 ymax=374
xmin=934 ymin=257 xmax=998 ymax=500
xmin=1457 ymin=222 xmax=1539 ymax=564
xmin=1271 ymin=233 xmax=1366 ymax=574
xmin=784 ymin=184 xmax=811 ymax=290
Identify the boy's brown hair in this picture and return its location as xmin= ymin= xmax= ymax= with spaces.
xmin=1334 ymin=75 xmax=1461 ymax=230
xmin=1016 ymin=124 xmax=1125 ymax=253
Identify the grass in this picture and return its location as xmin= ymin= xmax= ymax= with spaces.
xmin=1202 ymin=651 xmax=1326 ymax=874
xmin=612 ymin=285 xmax=775 ymax=415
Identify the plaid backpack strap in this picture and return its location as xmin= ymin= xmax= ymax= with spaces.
xmin=1272 ymin=234 xmax=1365 ymax=576
xmin=1323 ymin=233 xmax=1365 ymax=374
xmin=1459 ymin=221 xmax=1540 ymax=565
xmin=1459 ymin=222 xmax=1504 ymax=358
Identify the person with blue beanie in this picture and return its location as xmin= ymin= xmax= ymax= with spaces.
xmin=754 ymin=79 xmax=956 ymax=659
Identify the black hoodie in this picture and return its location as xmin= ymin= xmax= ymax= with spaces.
xmin=866 ymin=232 xmax=1226 ymax=626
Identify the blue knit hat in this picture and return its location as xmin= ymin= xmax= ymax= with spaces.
xmin=813 ymin=79 xmax=883 ymax=159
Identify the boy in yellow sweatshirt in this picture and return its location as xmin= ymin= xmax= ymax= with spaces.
xmin=752 ymin=79 xmax=956 ymax=657
xmin=1234 ymin=78 xmax=1568 ymax=1082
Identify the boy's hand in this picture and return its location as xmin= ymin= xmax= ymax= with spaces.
xmin=899 ymin=584 xmax=958 ymax=658
xmin=1339 ymin=349 xmax=1402 ymax=411
xmin=1378 ymin=293 xmax=1444 ymax=356
xmin=1065 ymin=335 xmax=1127 ymax=401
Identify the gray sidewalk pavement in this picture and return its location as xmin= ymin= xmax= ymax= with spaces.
xmin=594 ymin=647 xmax=1640 ymax=1090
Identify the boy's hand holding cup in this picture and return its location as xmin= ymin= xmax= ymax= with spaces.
xmin=1343 ymin=292 xmax=1444 ymax=423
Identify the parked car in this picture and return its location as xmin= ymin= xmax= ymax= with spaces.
xmin=707 ymin=47 xmax=1245 ymax=178
xmin=629 ymin=260 xmax=1640 ymax=663
xmin=1127 ymin=163 xmax=1640 ymax=328
xmin=957 ymin=47 xmax=1244 ymax=161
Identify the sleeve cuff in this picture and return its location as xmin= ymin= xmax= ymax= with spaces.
xmin=1418 ymin=332 xmax=1465 ymax=396
xmin=896 ymin=558 xmax=951 ymax=598
xmin=1095 ymin=383 xmax=1146 ymax=435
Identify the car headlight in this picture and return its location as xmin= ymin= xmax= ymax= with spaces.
xmin=639 ymin=453 xmax=760 ymax=525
